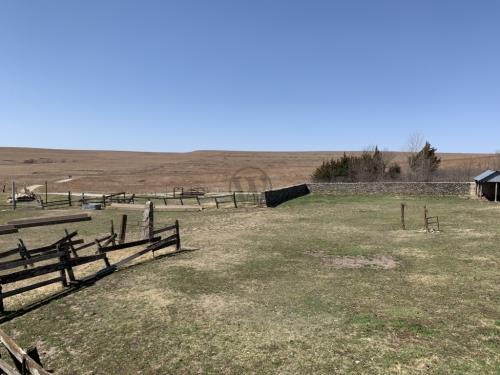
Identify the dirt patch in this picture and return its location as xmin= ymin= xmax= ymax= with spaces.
xmin=306 ymin=250 xmax=399 ymax=269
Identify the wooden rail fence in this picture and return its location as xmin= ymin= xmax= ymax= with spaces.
xmin=0 ymin=220 xmax=181 ymax=314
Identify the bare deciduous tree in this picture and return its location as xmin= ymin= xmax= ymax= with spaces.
xmin=406 ymin=132 xmax=425 ymax=153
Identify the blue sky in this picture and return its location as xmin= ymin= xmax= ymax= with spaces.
xmin=0 ymin=1 xmax=499 ymax=153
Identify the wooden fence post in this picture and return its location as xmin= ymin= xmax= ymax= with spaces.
xmin=57 ymin=244 xmax=68 ymax=287
xmin=0 ymin=286 xmax=4 ymax=314
xmin=11 ymin=181 xmax=16 ymax=210
xmin=110 ymin=220 xmax=116 ymax=246
xmin=68 ymin=191 xmax=72 ymax=207
xmin=25 ymin=345 xmax=43 ymax=367
xmin=45 ymin=180 xmax=48 ymax=206
xmin=142 ymin=201 xmax=154 ymax=241
xmin=400 ymin=203 xmax=406 ymax=230
xmin=175 ymin=220 xmax=181 ymax=251
xmin=62 ymin=245 xmax=76 ymax=283
xmin=233 ymin=192 xmax=238 ymax=208
xmin=64 ymin=229 xmax=78 ymax=258
xmin=118 ymin=215 xmax=127 ymax=244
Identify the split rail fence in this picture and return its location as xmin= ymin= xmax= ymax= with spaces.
xmin=0 ymin=220 xmax=181 ymax=314
xmin=2 ymin=179 xmax=262 ymax=211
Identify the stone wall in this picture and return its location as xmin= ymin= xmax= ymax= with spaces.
xmin=307 ymin=182 xmax=474 ymax=197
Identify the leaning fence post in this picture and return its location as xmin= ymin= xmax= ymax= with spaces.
xmin=64 ymin=229 xmax=78 ymax=258
xmin=233 ymin=192 xmax=238 ymax=208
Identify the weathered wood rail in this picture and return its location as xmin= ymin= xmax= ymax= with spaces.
xmin=0 ymin=328 xmax=51 ymax=375
xmin=0 ymin=220 xmax=181 ymax=314
xmin=6 ymin=214 xmax=91 ymax=230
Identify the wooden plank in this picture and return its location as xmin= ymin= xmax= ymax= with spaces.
xmin=111 ymin=237 xmax=176 ymax=269
xmin=2 ymin=276 xmax=65 ymax=298
xmin=99 ymin=237 xmax=161 ymax=253
xmin=0 ymin=328 xmax=51 ymax=375
xmin=112 ymin=246 xmax=155 ymax=268
xmin=8 ymin=214 xmax=91 ymax=229
xmin=109 ymin=203 xmax=202 ymax=211
xmin=72 ymin=241 xmax=95 ymax=253
xmin=0 ymin=225 xmax=18 ymax=236
xmin=0 ymin=251 xmax=65 ymax=271
xmin=20 ymin=232 xmax=82 ymax=257
xmin=65 ymin=229 xmax=78 ymax=258
xmin=95 ymin=233 xmax=113 ymax=243
xmin=148 ymin=238 xmax=177 ymax=253
xmin=105 ymin=192 xmax=126 ymax=199
xmin=0 ymin=357 xmax=21 ymax=375
xmin=152 ymin=224 xmax=176 ymax=235
xmin=0 ymin=247 xmax=21 ymax=260
xmin=26 ymin=239 xmax=83 ymax=257
xmin=101 ymin=233 xmax=117 ymax=248
xmin=69 ymin=253 xmax=108 ymax=267
xmin=43 ymin=199 xmax=70 ymax=204
xmin=0 ymin=262 xmax=66 ymax=284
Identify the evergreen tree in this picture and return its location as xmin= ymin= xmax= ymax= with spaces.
xmin=408 ymin=142 xmax=441 ymax=180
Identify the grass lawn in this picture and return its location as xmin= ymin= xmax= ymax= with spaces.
xmin=0 ymin=194 xmax=499 ymax=374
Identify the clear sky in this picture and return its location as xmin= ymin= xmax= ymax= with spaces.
xmin=1 ymin=1 xmax=499 ymax=153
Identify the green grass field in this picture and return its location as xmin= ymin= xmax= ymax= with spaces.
xmin=0 ymin=194 xmax=499 ymax=374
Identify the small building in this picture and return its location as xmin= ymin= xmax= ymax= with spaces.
xmin=474 ymin=170 xmax=500 ymax=201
